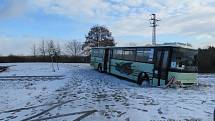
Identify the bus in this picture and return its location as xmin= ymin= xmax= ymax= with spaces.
xmin=90 ymin=46 xmax=198 ymax=87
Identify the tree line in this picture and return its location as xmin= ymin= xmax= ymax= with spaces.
xmin=32 ymin=40 xmax=83 ymax=57
xmin=198 ymin=46 xmax=215 ymax=73
xmin=0 ymin=39 xmax=86 ymax=63
xmin=23 ymin=39 xmax=88 ymax=63
xmin=0 ymin=55 xmax=89 ymax=63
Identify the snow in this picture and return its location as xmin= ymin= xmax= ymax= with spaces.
xmin=0 ymin=63 xmax=214 ymax=121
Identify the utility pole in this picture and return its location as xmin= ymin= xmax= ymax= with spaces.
xmin=150 ymin=14 xmax=160 ymax=45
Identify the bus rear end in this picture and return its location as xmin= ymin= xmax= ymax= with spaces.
xmin=90 ymin=48 xmax=104 ymax=70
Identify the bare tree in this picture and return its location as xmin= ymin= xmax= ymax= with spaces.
xmin=46 ymin=40 xmax=56 ymax=56
xmin=38 ymin=40 xmax=46 ymax=57
xmin=65 ymin=40 xmax=82 ymax=56
xmin=55 ymin=43 xmax=61 ymax=70
xmin=32 ymin=44 xmax=36 ymax=56
xmin=56 ymin=43 xmax=61 ymax=56
xmin=46 ymin=40 xmax=56 ymax=72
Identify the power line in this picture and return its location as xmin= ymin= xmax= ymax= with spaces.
xmin=150 ymin=14 xmax=160 ymax=45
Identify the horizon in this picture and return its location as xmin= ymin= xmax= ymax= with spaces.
xmin=0 ymin=0 xmax=215 ymax=56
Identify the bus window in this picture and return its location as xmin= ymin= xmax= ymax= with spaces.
xmin=98 ymin=49 xmax=104 ymax=58
xmin=171 ymin=48 xmax=198 ymax=72
xmin=113 ymin=49 xmax=123 ymax=59
xmin=136 ymin=49 xmax=144 ymax=62
xmin=155 ymin=50 xmax=162 ymax=69
xmin=162 ymin=51 xmax=169 ymax=69
xmin=92 ymin=49 xmax=99 ymax=57
xmin=91 ymin=49 xmax=94 ymax=56
xmin=136 ymin=48 xmax=154 ymax=62
xmin=123 ymin=49 xmax=135 ymax=61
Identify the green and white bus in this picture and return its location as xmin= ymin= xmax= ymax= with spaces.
xmin=90 ymin=46 xmax=198 ymax=87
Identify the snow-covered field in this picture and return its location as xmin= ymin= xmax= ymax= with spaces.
xmin=0 ymin=63 xmax=214 ymax=121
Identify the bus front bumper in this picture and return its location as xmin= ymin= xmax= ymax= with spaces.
xmin=168 ymin=72 xmax=198 ymax=86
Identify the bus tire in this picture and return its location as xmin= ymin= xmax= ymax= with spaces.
xmin=137 ymin=72 xmax=149 ymax=85
xmin=98 ymin=64 xmax=103 ymax=73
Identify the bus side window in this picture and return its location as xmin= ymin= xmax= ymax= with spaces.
xmin=110 ymin=50 xmax=113 ymax=58
xmin=98 ymin=49 xmax=103 ymax=58
xmin=136 ymin=49 xmax=144 ymax=62
xmin=112 ymin=49 xmax=116 ymax=58
xmin=91 ymin=49 xmax=94 ymax=56
xmin=162 ymin=51 xmax=169 ymax=69
xmin=136 ymin=48 xmax=154 ymax=62
xmin=123 ymin=50 xmax=135 ymax=61
xmin=113 ymin=49 xmax=122 ymax=59
xmin=93 ymin=49 xmax=98 ymax=57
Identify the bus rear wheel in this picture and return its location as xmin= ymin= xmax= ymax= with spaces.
xmin=98 ymin=64 xmax=103 ymax=72
xmin=137 ymin=73 xmax=149 ymax=86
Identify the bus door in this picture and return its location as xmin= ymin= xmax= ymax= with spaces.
xmin=154 ymin=49 xmax=169 ymax=86
xmin=103 ymin=48 xmax=109 ymax=73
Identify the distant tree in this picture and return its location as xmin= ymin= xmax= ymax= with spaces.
xmin=66 ymin=40 xmax=82 ymax=56
xmin=55 ymin=43 xmax=61 ymax=70
xmin=198 ymin=46 xmax=215 ymax=73
xmin=46 ymin=40 xmax=56 ymax=56
xmin=56 ymin=43 xmax=61 ymax=56
xmin=46 ymin=40 xmax=56 ymax=72
xmin=38 ymin=40 xmax=46 ymax=57
xmin=32 ymin=44 xmax=37 ymax=57
xmin=83 ymin=25 xmax=115 ymax=55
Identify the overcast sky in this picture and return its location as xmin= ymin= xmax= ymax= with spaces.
xmin=0 ymin=0 xmax=215 ymax=55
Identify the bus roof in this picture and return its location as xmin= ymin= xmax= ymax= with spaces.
xmin=92 ymin=45 xmax=197 ymax=50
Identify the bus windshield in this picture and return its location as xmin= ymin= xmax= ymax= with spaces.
xmin=170 ymin=48 xmax=198 ymax=72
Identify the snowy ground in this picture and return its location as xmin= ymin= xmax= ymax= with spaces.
xmin=0 ymin=63 xmax=214 ymax=121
